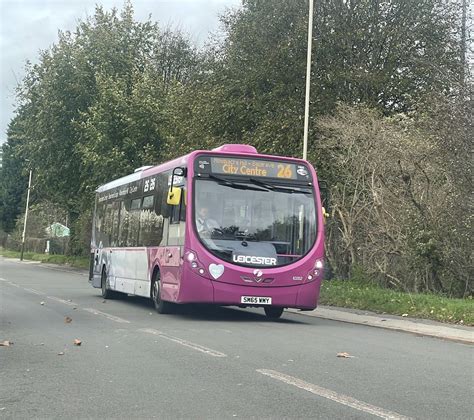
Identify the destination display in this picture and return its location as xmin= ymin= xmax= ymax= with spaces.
xmin=195 ymin=156 xmax=311 ymax=181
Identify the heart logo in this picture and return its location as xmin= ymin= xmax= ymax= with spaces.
xmin=209 ymin=264 xmax=225 ymax=279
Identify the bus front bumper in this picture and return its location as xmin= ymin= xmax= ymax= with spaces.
xmin=178 ymin=269 xmax=321 ymax=310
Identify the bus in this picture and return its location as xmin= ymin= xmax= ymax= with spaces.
xmin=89 ymin=144 xmax=325 ymax=319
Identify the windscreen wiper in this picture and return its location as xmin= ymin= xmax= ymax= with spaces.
xmin=249 ymin=178 xmax=311 ymax=194
xmin=207 ymin=174 xmax=270 ymax=192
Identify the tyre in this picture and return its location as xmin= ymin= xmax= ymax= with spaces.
xmin=101 ymin=267 xmax=118 ymax=299
xmin=264 ymin=306 xmax=284 ymax=319
xmin=151 ymin=272 xmax=173 ymax=314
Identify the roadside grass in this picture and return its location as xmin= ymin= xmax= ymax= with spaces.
xmin=320 ymin=279 xmax=473 ymax=326
xmin=0 ymin=248 xmax=89 ymax=269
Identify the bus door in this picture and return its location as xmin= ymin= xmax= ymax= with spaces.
xmin=161 ymin=172 xmax=186 ymax=300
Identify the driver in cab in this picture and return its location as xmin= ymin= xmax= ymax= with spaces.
xmin=196 ymin=206 xmax=220 ymax=235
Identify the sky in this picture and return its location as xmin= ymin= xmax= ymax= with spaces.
xmin=0 ymin=0 xmax=241 ymax=143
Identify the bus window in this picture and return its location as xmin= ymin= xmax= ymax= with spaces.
xmin=131 ymin=198 xmax=141 ymax=210
xmin=155 ymin=172 xmax=170 ymax=247
xmin=118 ymin=201 xmax=130 ymax=246
xmin=142 ymin=195 xmax=154 ymax=209
xmin=140 ymin=195 xmax=164 ymax=247
xmin=128 ymin=199 xmax=141 ymax=246
xmin=111 ymin=201 xmax=120 ymax=247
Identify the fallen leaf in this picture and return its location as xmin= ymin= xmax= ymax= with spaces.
xmin=40 ymin=301 xmax=45 ymax=305
xmin=73 ymin=339 xmax=82 ymax=346
xmin=337 ymin=352 xmax=354 ymax=358
xmin=73 ymin=307 xmax=77 ymax=310
xmin=57 ymin=351 xmax=65 ymax=356
xmin=401 ymin=313 xmax=408 ymax=317
xmin=0 ymin=340 xmax=13 ymax=347
xmin=64 ymin=316 xmax=72 ymax=324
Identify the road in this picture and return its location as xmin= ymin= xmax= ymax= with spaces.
xmin=1 ymin=257 xmax=472 ymax=419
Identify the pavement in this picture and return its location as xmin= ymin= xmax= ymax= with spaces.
xmin=289 ymin=307 xmax=474 ymax=345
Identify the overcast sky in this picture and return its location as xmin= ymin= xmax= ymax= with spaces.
xmin=0 ymin=0 xmax=240 ymax=143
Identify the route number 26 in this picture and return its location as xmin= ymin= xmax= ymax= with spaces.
xmin=277 ymin=164 xmax=293 ymax=179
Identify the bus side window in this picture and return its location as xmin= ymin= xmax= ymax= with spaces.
xmin=154 ymin=173 xmax=169 ymax=246
xmin=94 ymin=202 xmax=104 ymax=245
xmin=140 ymin=195 xmax=164 ymax=246
xmin=110 ymin=201 xmax=120 ymax=247
xmin=128 ymin=198 xmax=141 ymax=246
xmin=179 ymin=189 xmax=186 ymax=222
xmin=119 ymin=200 xmax=130 ymax=247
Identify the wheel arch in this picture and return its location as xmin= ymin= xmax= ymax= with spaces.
xmin=150 ymin=265 xmax=161 ymax=297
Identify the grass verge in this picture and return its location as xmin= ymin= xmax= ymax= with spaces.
xmin=0 ymin=248 xmax=89 ymax=269
xmin=319 ymin=280 xmax=473 ymax=326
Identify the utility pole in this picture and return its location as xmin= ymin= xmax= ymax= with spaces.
xmin=20 ymin=169 xmax=32 ymax=261
xmin=303 ymin=0 xmax=314 ymax=161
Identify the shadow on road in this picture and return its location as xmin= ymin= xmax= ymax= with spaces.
xmin=97 ymin=293 xmax=307 ymax=324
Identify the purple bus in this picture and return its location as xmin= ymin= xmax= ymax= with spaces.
xmin=89 ymin=144 xmax=325 ymax=319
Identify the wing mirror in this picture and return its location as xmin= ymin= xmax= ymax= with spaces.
xmin=167 ymin=166 xmax=186 ymax=206
xmin=167 ymin=187 xmax=182 ymax=206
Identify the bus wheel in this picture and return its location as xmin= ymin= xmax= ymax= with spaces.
xmin=151 ymin=273 xmax=173 ymax=314
xmin=264 ymin=307 xmax=284 ymax=319
xmin=101 ymin=268 xmax=117 ymax=299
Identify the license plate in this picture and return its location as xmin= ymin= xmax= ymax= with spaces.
xmin=240 ymin=296 xmax=272 ymax=305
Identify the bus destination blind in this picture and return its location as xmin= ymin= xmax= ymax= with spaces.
xmin=200 ymin=157 xmax=310 ymax=180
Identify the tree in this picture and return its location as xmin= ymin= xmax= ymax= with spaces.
xmin=315 ymin=103 xmax=471 ymax=297
xmin=170 ymin=0 xmax=465 ymax=160
xmin=7 ymin=3 xmax=196 ymax=254
xmin=0 ymin=116 xmax=28 ymax=233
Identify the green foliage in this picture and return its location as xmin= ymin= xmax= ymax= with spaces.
xmin=1 ymin=2 xmax=197 ymax=251
xmin=0 ymin=117 xmax=28 ymax=232
xmin=320 ymin=279 xmax=473 ymax=325
xmin=0 ymin=248 xmax=89 ymax=269
xmin=314 ymin=102 xmax=472 ymax=297
xmin=172 ymin=0 xmax=464 ymax=157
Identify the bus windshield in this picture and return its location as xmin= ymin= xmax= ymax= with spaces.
xmin=194 ymin=178 xmax=316 ymax=267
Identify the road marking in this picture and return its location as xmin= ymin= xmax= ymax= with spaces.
xmin=7 ymin=282 xmax=20 ymax=288
xmin=83 ymin=308 xmax=130 ymax=324
xmin=139 ymin=328 xmax=227 ymax=358
xmin=47 ymin=296 xmax=78 ymax=306
xmin=256 ymin=369 xmax=411 ymax=420
xmin=23 ymin=288 xmax=45 ymax=296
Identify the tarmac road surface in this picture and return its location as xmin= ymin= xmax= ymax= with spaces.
xmin=1 ymin=257 xmax=472 ymax=419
